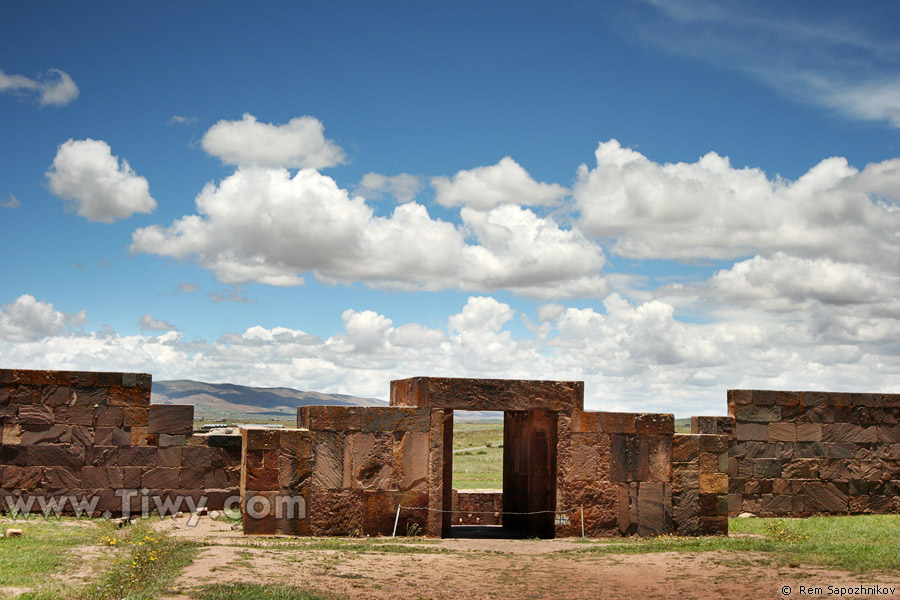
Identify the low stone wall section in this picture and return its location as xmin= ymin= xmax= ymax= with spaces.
xmin=0 ymin=369 xmax=240 ymax=515
xmin=727 ymin=390 xmax=900 ymax=517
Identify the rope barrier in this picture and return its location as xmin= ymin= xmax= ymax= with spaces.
xmin=392 ymin=504 xmax=585 ymax=538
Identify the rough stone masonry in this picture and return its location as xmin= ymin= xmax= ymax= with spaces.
xmin=2 ymin=368 xmax=897 ymax=537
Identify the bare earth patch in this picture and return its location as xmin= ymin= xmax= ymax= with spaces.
xmin=155 ymin=516 xmax=900 ymax=600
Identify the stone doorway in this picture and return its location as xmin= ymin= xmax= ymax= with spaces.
xmin=390 ymin=377 xmax=580 ymax=539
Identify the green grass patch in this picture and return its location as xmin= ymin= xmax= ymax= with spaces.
xmin=0 ymin=516 xmax=197 ymax=600
xmin=191 ymin=582 xmax=342 ymax=600
xmin=452 ymin=422 xmax=503 ymax=489
xmin=569 ymin=515 xmax=900 ymax=573
xmin=0 ymin=515 xmax=110 ymax=595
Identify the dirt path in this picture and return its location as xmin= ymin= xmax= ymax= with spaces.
xmin=156 ymin=516 xmax=900 ymax=600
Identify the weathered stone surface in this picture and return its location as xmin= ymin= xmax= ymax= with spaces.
xmin=20 ymin=425 xmax=70 ymax=445
xmin=394 ymin=431 xmax=428 ymax=490
xmin=802 ymin=482 xmax=848 ymax=513
xmin=17 ymin=405 xmax=54 ymax=426
xmin=27 ymin=444 xmax=85 ymax=467
xmin=300 ymin=406 xmax=364 ymax=431
xmin=94 ymin=427 xmax=131 ymax=446
xmin=673 ymin=434 xmax=700 ymax=462
xmin=183 ymin=446 xmax=212 ymax=467
xmin=636 ymin=482 xmax=670 ymax=536
xmin=118 ymin=447 xmax=157 ymax=467
xmin=2 ymin=466 xmax=42 ymax=488
xmin=599 ymin=412 xmax=637 ymax=434
xmin=361 ymin=407 xmax=430 ymax=433
xmin=94 ymin=406 xmax=124 ymax=427
xmin=243 ymin=428 xmax=279 ymax=450
xmin=346 ymin=432 xmax=393 ymax=490
xmin=308 ymin=488 xmax=363 ymax=535
xmin=123 ymin=408 xmax=148 ymax=427
xmin=312 ymin=432 xmax=344 ymax=489
xmin=636 ymin=413 xmax=674 ymax=435
xmin=735 ymin=422 xmax=768 ymax=441
xmin=699 ymin=473 xmax=728 ymax=494
xmin=390 ymin=377 xmax=583 ymax=412
xmin=734 ymin=405 xmax=782 ymax=423
xmin=768 ymin=423 xmax=796 ymax=442
xmin=148 ymin=405 xmax=193 ymax=435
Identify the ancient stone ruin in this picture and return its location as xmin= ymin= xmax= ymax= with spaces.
xmin=1 ymin=369 xmax=897 ymax=538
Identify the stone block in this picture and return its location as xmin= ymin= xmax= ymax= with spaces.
xmin=300 ymin=406 xmax=365 ymax=432
xmin=699 ymin=516 xmax=728 ymax=535
xmin=243 ymin=428 xmax=279 ymax=450
xmin=794 ymin=442 xmax=827 ymax=458
xmin=148 ymin=405 xmax=193 ymax=435
xmin=157 ymin=445 xmax=184 ymax=467
xmin=108 ymin=385 xmax=150 ymax=407
xmin=753 ymin=458 xmax=781 ymax=479
xmin=179 ymin=467 xmax=208 ymax=489
xmin=42 ymin=466 xmax=81 ymax=489
xmin=801 ymin=481 xmax=848 ymax=513
xmin=94 ymin=427 xmax=131 ymax=446
xmin=2 ymin=466 xmax=42 ymax=488
xmin=734 ymin=405 xmax=782 ymax=423
xmin=312 ymin=432 xmax=344 ymax=489
xmin=27 ymin=444 xmax=85 ymax=467
xmin=823 ymin=423 xmax=878 ymax=443
xmin=394 ymin=431 xmax=429 ymax=490
xmin=361 ymin=407 xmax=430 ymax=433
xmin=644 ymin=435 xmax=672 ymax=482
xmin=389 ymin=377 xmax=583 ymax=412
xmin=636 ymin=413 xmax=674 ymax=435
xmin=210 ymin=447 xmax=241 ymax=468
xmin=56 ymin=405 xmax=94 ymax=426
xmin=242 ymin=492 xmax=277 ymax=535
xmin=20 ymin=424 xmax=70 ymax=445
xmin=71 ymin=387 xmax=109 ymax=406
xmin=1 ymin=423 xmax=21 ymax=445
xmin=244 ymin=466 xmax=278 ymax=492
xmin=183 ymin=446 xmax=212 ymax=467
xmin=123 ymin=407 xmax=149 ymax=427
xmin=38 ymin=385 xmax=72 ymax=406
xmin=672 ymin=434 xmax=700 ymax=463
xmin=599 ymin=412 xmax=637 ymax=434
xmin=795 ymin=423 xmax=823 ymax=442
xmin=346 ymin=432 xmax=392 ymax=490
xmin=636 ymin=482 xmax=670 ymax=536
xmin=308 ymin=488 xmax=363 ymax=535
xmin=17 ymin=405 xmax=54 ymax=426
xmin=571 ymin=410 xmax=603 ymax=433
xmin=877 ymin=425 xmax=900 ymax=443
xmin=94 ymin=406 xmax=124 ymax=427
xmin=130 ymin=426 xmax=151 ymax=446
xmin=782 ymin=458 xmax=818 ymax=480
xmin=69 ymin=425 xmax=95 ymax=445
xmin=158 ymin=434 xmax=186 ymax=447
xmin=768 ymin=423 xmax=796 ymax=442
xmin=118 ymin=447 xmax=158 ymax=467
xmin=736 ymin=422 xmax=768 ymax=441
xmin=85 ymin=446 xmax=118 ymax=467
xmin=699 ymin=473 xmax=728 ymax=494
xmin=610 ymin=434 xmax=641 ymax=482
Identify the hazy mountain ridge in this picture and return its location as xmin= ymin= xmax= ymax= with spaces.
xmin=151 ymin=379 xmax=387 ymax=416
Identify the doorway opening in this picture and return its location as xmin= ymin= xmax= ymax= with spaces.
xmin=445 ymin=410 xmax=558 ymax=539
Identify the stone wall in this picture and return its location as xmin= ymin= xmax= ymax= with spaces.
xmin=727 ymin=390 xmax=900 ymax=517
xmin=451 ymin=490 xmax=502 ymax=525
xmin=0 ymin=369 xmax=241 ymax=515
xmin=672 ymin=433 xmax=729 ymax=535
xmin=240 ymin=406 xmax=438 ymax=536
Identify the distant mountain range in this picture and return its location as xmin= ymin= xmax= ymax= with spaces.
xmin=151 ymin=379 xmax=386 ymax=418
xmin=150 ymin=379 xmax=503 ymax=421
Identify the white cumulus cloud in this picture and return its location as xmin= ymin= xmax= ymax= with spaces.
xmin=432 ymin=157 xmax=568 ymax=211
xmin=0 ymin=68 xmax=79 ymax=106
xmin=130 ymin=167 xmax=605 ymax=298
xmin=0 ymin=295 xmax=86 ymax=342
xmin=201 ymin=113 xmax=346 ymax=169
xmin=46 ymin=139 xmax=157 ymax=223
xmin=575 ymin=140 xmax=900 ymax=269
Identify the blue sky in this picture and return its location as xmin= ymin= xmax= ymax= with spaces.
xmin=2 ymin=1 xmax=898 ymax=416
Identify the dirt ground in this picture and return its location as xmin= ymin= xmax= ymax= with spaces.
xmin=154 ymin=516 xmax=900 ymax=600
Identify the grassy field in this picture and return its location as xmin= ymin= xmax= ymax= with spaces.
xmin=0 ymin=513 xmax=898 ymax=598
xmin=452 ymin=422 xmax=503 ymax=489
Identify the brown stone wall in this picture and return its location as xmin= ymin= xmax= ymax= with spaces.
xmin=451 ymin=489 xmax=502 ymax=525
xmin=727 ymin=390 xmax=900 ymax=517
xmin=0 ymin=369 xmax=241 ymax=516
xmin=672 ymin=434 xmax=729 ymax=535
xmin=556 ymin=410 xmax=678 ymax=537
xmin=241 ymin=405 xmax=437 ymax=536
